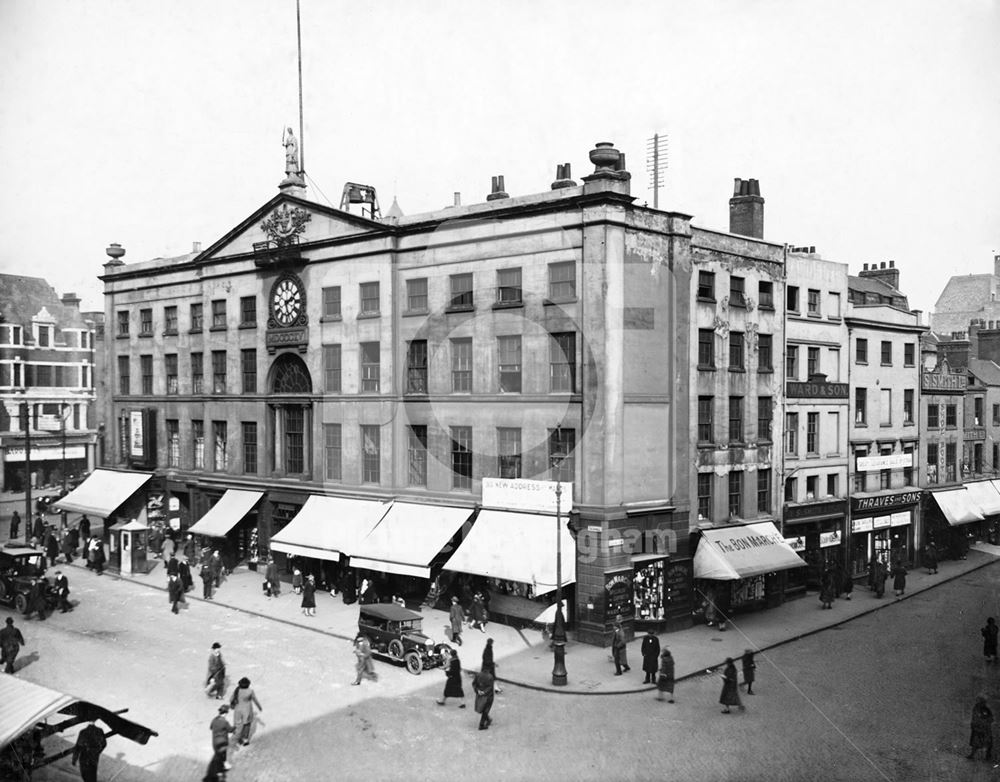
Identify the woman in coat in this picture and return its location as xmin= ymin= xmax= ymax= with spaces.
xmin=656 ymin=648 xmax=675 ymax=702
xmin=230 ymin=677 xmax=263 ymax=746
xmin=437 ymin=648 xmax=466 ymax=707
xmin=719 ymin=657 xmax=743 ymax=713
xmin=301 ymin=574 xmax=316 ymax=616
xmin=891 ymin=562 xmax=907 ymax=597
xmin=983 ymin=618 xmax=999 ymax=662
xmin=819 ymin=569 xmax=835 ymax=609
xmin=640 ymin=630 xmax=660 ymax=684
xmin=969 ymin=696 xmax=994 ymax=760
xmin=472 ymin=663 xmax=496 ymax=730
xmin=741 ymin=649 xmax=756 ymax=694
xmin=471 ymin=593 xmax=487 ymax=632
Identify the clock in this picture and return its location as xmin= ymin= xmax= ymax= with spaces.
xmin=271 ymin=276 xmax=303 ymax=326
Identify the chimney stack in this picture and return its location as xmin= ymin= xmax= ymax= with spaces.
xmin=454 ymin=192 xmax=462 ymax=207
xmin=61 ymin=292 xmax=81 ymax=310
xmin=729 ymin=177 xmax=764 ymax=239
xmin=487 ymin=175 xmax=509 ymax=201
xmin=551 ymin=163 xmax=575 ymax=190
xmin=193 ymin=241 xmax=202 ymax=253
xmin=993 ymin=254 xmax=1000 ymax=278
xmin=858 ymin=260 xmax=901 ymax=290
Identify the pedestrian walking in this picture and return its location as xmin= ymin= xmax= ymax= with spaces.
xmin=205 ymin=704 xmax=234 ymax=779
xmin=641 ymin=629 xmax=660 ymax=684
xmin=9 ymin=509 xmax=20 ymax=540
xmin=819 ymin=568 xmax=835 ymax=609
xmin=611 ymin=621 xmax=630 ymax=675
xmin=78 ymin=515 xmax=90 ymax=544
xmin=471 ymin=592 xmax=488 ymax=632
xmin=230 ymin=677 xmax=263 ymax=746
xmin=201 ymin=561 xmax=214 ymax=599
xmin=437 ymin=647 xmax=466 ymax=707
xmin=183 ymin=533 xmax=196 ymax=561
xmin=719 ymin=657 xmax=744 ymax=714
xmin=655 ymin=647 xmax=676 ymax=702
xmin=0 ymin=617 xmax=26 ymax=674
xmin=983 ymin=618 xmax=999 ymax=663
xmin=179 ymin=557 xmax=194 ymax=593
xmin=449 ymin=596 xmax=465 ymax=646
xmin=891 ymin=562 xmax=907 ymax=597
xmin=166 ymin=554 xmax=180 ymax=578
xmin=840 ymin=565 xmax=854 ymax=601
xmin=54 ymin=570 xmax=73 ymax=613
xmin=265 ymin=558 xmax=280 ymax=597
xmin=32 ymin=513 xmax=45 ymax=542
xmin=352 ymin=635 xmax=378 ymax=685
xmin=209 ymin=550 xmax=223 ymax=589
xmin=741 ymin=649 xmax=756 ymax=694
xmin=924 ymin=541 xmax=939 ymax=574
xmin=168 ymin=573 xmax=184 ymax=614
xmin=301 ymin=574 xmax=316 ymax=616
xmin=473 ymin=663 xmax=496 ymax=731
xmin=969 ymin=695 xmax=994 ymax=761
xmin=71 ymin=720 xmax=107 ymax=782
xmin=91 ymin=537 xmax=105 ymax=575
xmin=45 ymin=529 xmax=59 ymax=567
xmin=161 ymin=534 xmax=175 ymax=562
xmin=61 ymin=528 xmax=75 ymax=564
xmin=25 ymin=576 xmax=48 ymax=621
xmin=206 ymin=642 xmax=226 ymax=699
xmin=292 ymin=567 xmax=303 ymax=595
xmin=872 ymin=558 xmax=887 ymax=598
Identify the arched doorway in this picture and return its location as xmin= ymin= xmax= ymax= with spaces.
xmin=267 ymin=353 xmax=313 ymax=476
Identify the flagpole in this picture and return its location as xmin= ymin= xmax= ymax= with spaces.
xmin=296 ymin=0 xmax=305 ymax=177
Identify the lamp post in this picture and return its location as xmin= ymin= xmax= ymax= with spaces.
xmin=60 ymin=403 xmax=70 ymax=530
xmin=551 ymin=427 xmax=568 ymax=686
xmin=21 ymin=402 xmax=31 ymax=541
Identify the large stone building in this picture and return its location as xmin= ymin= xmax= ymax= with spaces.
xmin=931 ymin=254 xmax=1000 ymax=336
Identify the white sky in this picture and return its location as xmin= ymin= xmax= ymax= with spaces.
xmin=1 ymin=0 xmax=997 ymax=317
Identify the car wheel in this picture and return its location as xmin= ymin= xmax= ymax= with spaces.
xmin=14 ymin=593 xmax=28 ymax=614
xmin=388 ymin=640 xmax=405 ymax=659
xmin=404 ymin=651 xmax=422 ymax=675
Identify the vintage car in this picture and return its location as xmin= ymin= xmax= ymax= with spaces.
xmin=358 ymin=603 xmax=450 ymax=675
xmin=0 ymin=545 xmax=57 ymax=614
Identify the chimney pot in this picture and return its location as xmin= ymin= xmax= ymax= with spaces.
xmin=733 ymin=178 xmax=743 ymax=196
xmin=889 ymin=260 xmax=895 ymax=268
xmin=193 ymin=241 xmax=201 ymax=253
xmin=880 ymin=261 xmax=886 ymax=269
xmin=487 ymin=175 xmax=509 ymax=201
xmin=454 ymin=192 xmax=461 ymax=206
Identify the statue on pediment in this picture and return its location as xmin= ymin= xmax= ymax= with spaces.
xmin=283 ymin=127 xmax=300 ymax=177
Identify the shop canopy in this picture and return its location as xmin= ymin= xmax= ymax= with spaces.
xmin=0 ymin=675 xmax=157 ymax=749
xmin=269 ymin=495 xmax=391 ymax=562
xmin=693 ymin=521 xmax=805 ymax=581
xmin=443 ymin=509 xmax=576 ymax=597
xmin=350 ymin=502 xmax=474 ymax=579
xmin=967 ymin=481 xmax=1000 ymax=516
xmin=931 ymin=488 xmax=985 ymax=526
xmin=187 ymin=490 xmax=264 ymax=538
xmin=53 ymin=469 xmax=152 ymax=518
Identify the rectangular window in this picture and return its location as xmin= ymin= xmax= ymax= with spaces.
xmin=406 ymin=340 xmax=428 ymax=394
xmin=360 ymin=281 xmax=380 ymax=315
xmin=164 ymin=306 xmax=178 ymax=334
xmin=190 ymin=302 xmax=203 ymax=332
xmin=324 ymin=424 xmax=342 ymax=481
xmin=698 ymin=329 xmax=715 ymax=368
xmin=995 ymin=444 xmax=999 ymax=474
xmin=117 ymin=355 xmax=130 ymax=395
xmin=828 ymin=292 xmax=841 ymax=319
xmin=829 ymin=348 xmax=841 ymax=382
xmin=855 ymin=388 xmax=867 ymax=425
xmin=829 ymin=411 xmax=841 ymax=455
xmin=243 ymin=422 xmax=258 ymax=475
xmin=927 ymin=443 xmax=939 ymax=484
xmin=360 ymin=342 xmax=380 ymax=393
xmin=550 ymin=333 xmax=576 ymax=392
xmin=856 ymin=338 xmax=868 ymax=364
xmin=211 ymin=299 xmax=226 ymax=329
xmin=729 ymin=332 xmax=745 ymax=370
xmin=191 ymin=352 xmax=203 ymax=394
xmin=854 ymin=448 xmax=867 ymax=491
xmin=728 ymin=471 xmax=743 ymax=518
xmin=729 ymin=276 xmax=746 ymax=307
xmin=758 ymin=280 xmax=774 ymax=309
xmin=697 ymin=397 xmax=714 ymax=443
xmin=807 ymin=289 xmax=820 ymax=315
xmin=361 ymin=424 xmax=380 ymax=483
xmin=213 ymin=421 xmax=227 ymax=471
xmin=785 ymin=477 xmax=798 ymax=502
xmin=807 ymin=346 xmax=820 ymax=378
xmin=549 ymin=428 xmax=575 ymax=483
xmin=806 ymin=412 xmax=819 ymax=454
xmin=193 ymin=420 xmax=205 ymax=469
xmin=37 ymin=326 xmax=51 ymax=347
xmin=786 ymin=412 xmax=799 ymax=454
xmin=240 ymin=296 xmax=257 ymax=327
xmin=498 ymin=335 xmax=522 ymax=393
xmin=548 ymin=262 xmax=576 ymax=300
xmin=758 ymin=334 xmax=773 ymax=372
xmin=807 ymin=475 xmax=819 ymax=498
xmin=406 ymin=278 xmax=428 ymax=312
xmin=117 ymin=310 xmax=130 ymax=336
xmin=497 ymin=268 xmax=523 ymax=305
xmin=758 ymin=397 xmax=773 ymax=442
xmin=880 ymin=389 xmax=892 ymax=426
xmin=975 ymin=397 xmax=984 ymax=426
xmin=945 ymin=404 xmax=957 ymax=428
xmin=285 ymin=407 xmax=305 ymax=474
xmin=697 ymin=271 xmax=715 ymax=300
xmin=497 ymin=427 xmax=522 ymax=479
xmin=698 ymin=473 xmax=712 ymax=520
xmin=165 ymin=354 xmax=178 ymax=394
xmin=449 ymin=273 xmax=473 ymax=310
xmin=757 ymin=469 xmax=771 ymax=514
xmin=993 ymin=403 xmax=999 ymax=426
xmin=928 ymin=404 xmax=941 ymax=429
xmin=903 ymin=389 xmax=914 ymax=424
xmin=451 ymin=426 xmax=473 ymax=489
xmin=407 ymin=425 xmax=428 ymax=486
xmin=881 ymin=341 xmax=892 ymax=365
xmin=167 ymin=419 xmax=179 ymax=467
xmin=787 ymin=285 xmax=800 ymax=312
xmin=323 ymin=344 xmax=342 ymax=393
xmin=212 ymin=350 xmax=226 ymax=394
xmin=827 ymin=473 xmax=838 ymax=497
xmin=140 ymin=355 xmax=153 ymax=394
xmin=786 ymin=345 xmax=799 ymax=381
xmin=728 ymin=396 xmax=744 ymax=443
xmin=140 ymin=308 xmax=153 ymax=336
xmin=946 ymin=442 xmax=957 ymax=482
xmin=322 ymin=286 xmax=342 ymax=318
xmin=904 ymin=343 xmax=915 ymax=366
xmin=903 ymin=446 xmax=914 ymax=486
xmin=451 ymin=338 xmax=472 ymax=392
xmin=241 ymin=349 xmax=257 ymax=393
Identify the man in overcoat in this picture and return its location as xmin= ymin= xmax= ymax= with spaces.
xmin=0 ymin=617 xmax=25 ymax=674
xmin=640 ymin=629 xmax=661 ymax=683
xmin=54 ymin=570 xmax=72 ymax=612
xmin=71 ymin=721 xmax=107 ymax=782
xmin=449 ymin=596 xmax=465 ymax=646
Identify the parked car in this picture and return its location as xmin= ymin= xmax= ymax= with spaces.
xmin=0 ymin=545 xmax=57 ymax=614
xmin=358 ymin=603 xmax=450 ymax=675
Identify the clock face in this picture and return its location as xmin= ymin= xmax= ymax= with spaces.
xmin=272 ymin=278 xmax=303 ymax=326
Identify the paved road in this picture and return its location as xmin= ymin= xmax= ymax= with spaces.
xmin=16 ymin=561 xmax=1000 ymax=781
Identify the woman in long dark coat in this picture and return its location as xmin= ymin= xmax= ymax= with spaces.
xmin=891 ymin=563 xmax=907 ymax=597
xmin=741 ymin=649 xmax=756 ymax=694
xmin=301 ymin=574 xmax=316 ymax=616
xmin=983 ymin=618 xmax=999 ymax=662
xmin=719 ymin=657 xmax=743 ymax=713
xmin=437 ymin=648 xmax=466 ymax=707
xmin=640 ymin=630 xmax=660 ymax=684
xmin=969 ymin=696 xmax=994 ymax=760
xmin=656 ymin=648 xmax=675 ymax=702
xmin=819 ymin=569 xmax=835 ymax=609
xmin=924 ymin=542 xmax=939 ymax=574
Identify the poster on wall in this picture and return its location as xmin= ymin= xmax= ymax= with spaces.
xmin=604 ymin=568 xmax=634 ymax=622
xmin=129 ymin=410 xmax=145 ymax=459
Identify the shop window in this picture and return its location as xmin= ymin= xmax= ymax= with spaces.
xmin=633 ymin=560 xmax=666 ymax=622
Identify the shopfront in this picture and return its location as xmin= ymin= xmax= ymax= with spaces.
xmin=782 ymin=499 xmax=848 ymax=589
xmin=962 ymin=480 xmax=1000 ymax=544
xmin=187 ymin=489 xmax=264 ymax=570
xmin=925 ymin=487 xmax=986 ymax=561
xmin=849 ymin=490 xmax=920 ymax=576
xmin=54 ymin=468 xmax=153 ymax=534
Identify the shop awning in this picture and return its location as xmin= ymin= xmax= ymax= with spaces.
xmin=269 ymin=495 xmax=391 ymax=562
xmin=693 ymin=521 xmax=805 ymax=581
xmin=0 ymin=675 xmax=157 ymax=749
xmin=931 ymin=488 xmax=985 ymax=526
xmin=187 ymin=490 xmax=263 ymax=538
xmin=443 ymin=510 xmax=576 ymax=597
xmin=350 ymin=502 xmax=474 ymax=579
xmin=53 ymin=469 xmax=153 ymax=518
xmin=967 ymin=481 xmax=1000 ymax=516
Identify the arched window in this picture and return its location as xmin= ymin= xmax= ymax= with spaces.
xmin=270 ymin=353 xmax=312 ymax=394
xmin=267 ymin=354 xmax=313 ymax=475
